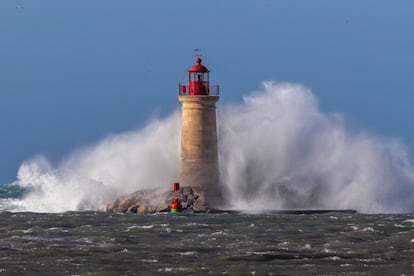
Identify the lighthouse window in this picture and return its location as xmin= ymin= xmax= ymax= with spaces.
xmin=196 ymin=74 xmax=203 ymax=81
xmin=189 ymin=72 xmax=209 ymax=82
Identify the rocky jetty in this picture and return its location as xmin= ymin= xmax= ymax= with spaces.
xmin=106 ymin=186 xmax=209 ymax=214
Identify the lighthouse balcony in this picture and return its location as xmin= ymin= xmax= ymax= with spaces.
xmin=179 ymin=84 xmax=220 ymax=96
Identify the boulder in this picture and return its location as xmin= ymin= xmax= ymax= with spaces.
xmin=182 ymin=186 xmax=193 ymax=196
xmin=127 ymin=205 xmax=138 ymax=214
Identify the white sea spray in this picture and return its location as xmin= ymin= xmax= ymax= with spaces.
xmin=219 ymin=82 xmax=414 ymax=213
xmin=8 ymin=82 xmax=414 ymax=213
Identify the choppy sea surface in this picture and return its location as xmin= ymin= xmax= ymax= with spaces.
xmin=0 ymin=210 xmax=413 ymax=275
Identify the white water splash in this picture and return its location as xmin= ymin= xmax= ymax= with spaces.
xmin=219 ymin=82 xmax=414 ymax=213
xmin=9 ymin=82 xmax=414 ymax=213
xmin=11 ymin=113 xmax=181 ymax=212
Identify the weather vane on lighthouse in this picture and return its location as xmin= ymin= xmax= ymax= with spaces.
xmin=194 ymin=48 xmax=203 ymax=59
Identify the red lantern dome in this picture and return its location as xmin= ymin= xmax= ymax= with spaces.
xmin=188 ymin=58 xmax=210 ymax=73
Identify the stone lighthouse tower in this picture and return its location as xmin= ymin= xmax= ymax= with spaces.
xmin=178 ymin=57 xmax=220 ymax=206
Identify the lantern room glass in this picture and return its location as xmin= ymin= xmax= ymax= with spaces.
xmin=189 ymin=72 xmax=209 ymax=82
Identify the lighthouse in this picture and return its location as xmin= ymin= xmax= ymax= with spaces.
xmin=178 ymin=56 xmax=221 ymax=207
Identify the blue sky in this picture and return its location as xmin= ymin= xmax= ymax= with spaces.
xmin=0 ymin=1 xmax=413 ymax=183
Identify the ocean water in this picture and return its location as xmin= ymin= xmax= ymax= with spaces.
xmin=1 ymin=211 xmax=414 ymax=275
xmin=1 ymin=183 xmax=414 ymax=275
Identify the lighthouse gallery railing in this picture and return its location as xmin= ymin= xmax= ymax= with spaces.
xmin=179 ymin=84 xmax=220 ymax=96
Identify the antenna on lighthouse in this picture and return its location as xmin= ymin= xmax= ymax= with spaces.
xmin=194 ymin=48 xmax=203 ymax=59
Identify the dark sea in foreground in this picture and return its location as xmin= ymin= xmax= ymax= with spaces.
xmin=0 ymin=211 xmax=413 ymax=275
